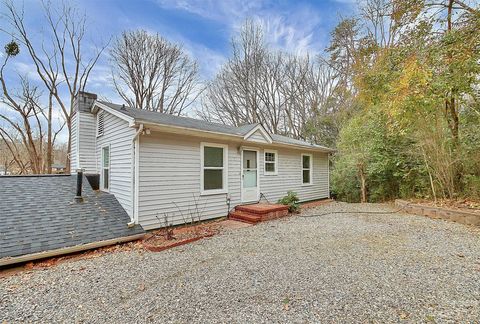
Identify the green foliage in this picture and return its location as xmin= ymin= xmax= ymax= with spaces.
xmin=278 ymin=191 xmax=300 ymax=213
xmin=331 ymin=4 xmax=480 ymax=203
xmin=332 ymin=108 xmax=426 ymax=202
xmin=4 ymin=41 xmax=19 ymax=57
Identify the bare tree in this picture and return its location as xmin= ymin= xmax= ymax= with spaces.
xmin=201 ymin=20 xmax=340 ymax=145
xmin=110 ymin=30 xmax=202 ymax=115
xmin=1 ymin=0 xmax=107 ymax=173
xmin=201 ymin=21 xmax=267 ymax=125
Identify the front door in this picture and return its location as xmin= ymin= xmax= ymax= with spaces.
xmin=242 ymin=149 xmax=259 ymax=202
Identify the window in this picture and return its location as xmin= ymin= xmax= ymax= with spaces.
xmin=302 ymin=154 xmax=312 ymax=185
xmin=101 ymin=146 xmax=110 ymax=191
xmin=264 ymin=150 xmax=277 ymax=175
xmin=201 ymin=143 xmax=228 ymax=194
xmin=97 ymin=111 xmax=105 ymax=136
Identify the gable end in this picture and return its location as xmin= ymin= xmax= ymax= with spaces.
xmin=243 ymin=124 xmax=273 ymax=144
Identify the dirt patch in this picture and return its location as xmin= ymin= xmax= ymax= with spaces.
xmin=0 ymin=240 xmax=145 ymax=278
xmin=143 ymin=222 xmax=221 ymax=252
xmin=0 ymin=219 xmax=250 ymax=277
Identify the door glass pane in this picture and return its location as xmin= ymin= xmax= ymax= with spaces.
xmin=303 ymin=170 xmax=310 ymax=184
xmin=204 ymin=169 xmax=223 ymax=190
xmin=103 ymin=169 xmax=109 ymax=189
xmin=243 ymin=150 xmax=257 ymax=169
xmin=204 ymin=147 xmax=223 ymax=167
xmin=102 ymin=147 xmax=110 ymax=167
xmin=244 ymin=170 xmax=257 ymax=188
xmin=302 ymin=155 xmax=310 ymax=169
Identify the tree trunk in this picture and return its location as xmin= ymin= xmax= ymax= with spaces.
xmin=46 ymin=93 xmax=53 ymax=174
xmin=65 ymin=117 xmax=72 ymax=174
xmin=358 ymin=163 xmax=367 ymax=203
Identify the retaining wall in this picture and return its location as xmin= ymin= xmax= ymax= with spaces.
xmin=395 ymin=199 xmax=480 ymax=226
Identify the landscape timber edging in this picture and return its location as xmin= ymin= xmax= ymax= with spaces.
xmin=395 ymin=199 xmax=480 ymax=226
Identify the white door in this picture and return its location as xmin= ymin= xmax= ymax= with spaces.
xmin=242 ymin=149 xmax=259 ymax=202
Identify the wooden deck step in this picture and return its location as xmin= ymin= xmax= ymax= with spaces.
xmin=229 ymin=211 xmax=262 ymax=224
xmin=235 ymin=203 xmax=289 ymax=215
xmin=229 ymin=203 xmax=290 ymax=224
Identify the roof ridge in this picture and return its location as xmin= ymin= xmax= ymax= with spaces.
xmin=98 ymin=100 xmax=250 ymax=131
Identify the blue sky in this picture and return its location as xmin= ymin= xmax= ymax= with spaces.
xmin=85 ymin=0 xmax=356 ymax=81
xmin=0 ymin=0 xmax=356 ymax=142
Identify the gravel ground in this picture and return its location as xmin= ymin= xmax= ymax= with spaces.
xmin=1 ymin=202 xmax=480 ymax=323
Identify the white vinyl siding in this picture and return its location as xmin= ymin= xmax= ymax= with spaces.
xmin=137 ymin=131 xmax=329 ymax=230
xmin=70 ymin=112 xmax=78 ymax=172
xmin=77 ymin=111 xmax=96 ymax=173
xmin=259 ymin=150 xmax=328 ymax=203
xmin=138 ymin=133 xmax=241 ymax=230
xmin=246 ymin=129 xmax=269 ymax=143
xmin=95 ymin=112 xmax=135 ymax=218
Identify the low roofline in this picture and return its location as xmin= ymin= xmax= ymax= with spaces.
xmin=92 ymin=101 xmax=335 ymax=153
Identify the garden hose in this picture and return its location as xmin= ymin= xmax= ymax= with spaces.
xmin=298 ymin=202 xmax=412 ymax=218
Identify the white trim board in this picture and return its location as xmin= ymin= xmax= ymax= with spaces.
xmin=200 ymin=142 xmax=229 ymax=196
xmin=241 ymin=147 xmax=260 ymax=203
xmin=243 ymin=124 xmax=273 ymax=144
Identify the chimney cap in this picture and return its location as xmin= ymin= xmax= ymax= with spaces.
xmin=77 ymin=91 xmax=97 ymax=100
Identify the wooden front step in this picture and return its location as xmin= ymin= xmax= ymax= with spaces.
xmin=229 ymin=203 xmax=289 ymax=224
xmin=229 ymin=211 xmax=261 ymax=224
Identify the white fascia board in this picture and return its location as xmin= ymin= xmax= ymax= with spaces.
xmin=243 ymin=124 xmax=273 ymax=144
xmin=92 ymin=101 xmax=136 ymax=126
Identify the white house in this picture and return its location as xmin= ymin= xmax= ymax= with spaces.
xmin=71 ymin=92 xmax=333 ymax=230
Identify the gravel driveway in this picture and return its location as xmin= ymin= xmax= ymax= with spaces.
xmin=1 ymin=202 xmax=480 ymax=323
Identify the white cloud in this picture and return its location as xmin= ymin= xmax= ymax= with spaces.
xmin=156 ymin=0 xmax=265 ymax=22
xmin=155 ymin=0 xmax=327 ymax=58
xmin=12 ymin=62 xmax=44 ymax=82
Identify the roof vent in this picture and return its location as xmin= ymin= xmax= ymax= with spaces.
xmin=121 ymin=104 xmax=126 ymax=110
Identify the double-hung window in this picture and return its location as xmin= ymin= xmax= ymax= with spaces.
xmin=101 ymin=146 xmax=110 ymax=191
xmin=201 ymin=143 xmax=228 ymax=194
xmin=264 ymin=150 xmax=277 ymax=175
xmin=302 ymin=153 xmax=312 ymax=185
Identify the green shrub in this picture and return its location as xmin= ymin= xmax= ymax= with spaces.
xmin=278 ymin=191 xmax=300 ymax=213
xmin=463 ymin=175 xmax=480 ymax=199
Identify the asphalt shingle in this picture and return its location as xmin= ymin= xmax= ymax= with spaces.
xmin=0 ymin=175 xmax=144 ymax=260
xmin=98 ymin=101 xmax=333 ymax=152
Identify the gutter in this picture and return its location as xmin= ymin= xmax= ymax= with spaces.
xmin=131 ymin=124 xmax=144 ymax=223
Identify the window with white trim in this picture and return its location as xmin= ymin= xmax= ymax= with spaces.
xmin=302 ymin=154 xmax=312 ymax=185
xmin=264 ymin=150 xmax=277 ymax=175
xmin=101 ymin=146 xmax=110 ymax=191
xmin=97 ymin=111 xmax=105 ymax=136
xmin=201 ymin=143 xmax=228 ymax=194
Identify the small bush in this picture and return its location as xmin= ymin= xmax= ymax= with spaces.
xmin=278 ymin=191 xmax=300 ymax=213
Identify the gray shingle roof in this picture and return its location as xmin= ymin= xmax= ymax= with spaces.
xmin=0 ymin=175 xmax=144 ymax=260
xmin=99 ymin=101 xmax=256 ymax=136
xmin=98 ymin=101 xmax=333 ymax=152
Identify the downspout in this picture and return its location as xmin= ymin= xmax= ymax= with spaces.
xmin=130 ymin=124 xmax=144 ymax=225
